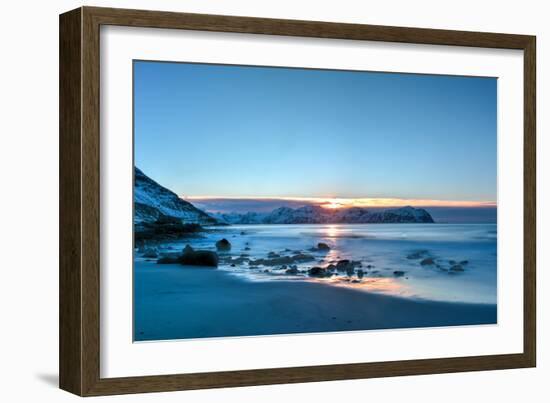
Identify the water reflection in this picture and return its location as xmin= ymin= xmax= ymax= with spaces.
xmin=313 ymin=275 xmax=412 ymax=297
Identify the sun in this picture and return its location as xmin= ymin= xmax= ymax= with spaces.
xmin=322 ymin=200 xmax=344 ymax=209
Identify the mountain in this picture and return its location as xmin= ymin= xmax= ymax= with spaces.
xmin=215 ymin=205 xmax=434 ymax=224
xmin=134 ymin=167 xmax=217 ymax=226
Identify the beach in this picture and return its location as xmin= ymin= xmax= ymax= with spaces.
xmin=134 ymin=261 xmax=496 ymax=341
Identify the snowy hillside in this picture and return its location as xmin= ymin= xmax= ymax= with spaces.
xmin=134 ymin=167 xmax=217 ymax=225
xmin=215 ymin=205 xmax=434 ymax=224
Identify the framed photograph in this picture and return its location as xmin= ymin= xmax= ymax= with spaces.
xmin=59 ymin=6 xmax=536 ymax=396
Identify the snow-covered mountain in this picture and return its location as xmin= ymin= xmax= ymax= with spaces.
xmin=215 ymin=205 xmax=434 ymax=224
xmin=134 ymin=167 xmax=217 ymax=226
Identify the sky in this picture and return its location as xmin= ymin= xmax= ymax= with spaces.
xmin=134 ymin=60 xmax=497 ymax=214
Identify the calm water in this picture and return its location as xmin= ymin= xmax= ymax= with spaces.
xmin=147 ymin=223 xmax=497 ymax=304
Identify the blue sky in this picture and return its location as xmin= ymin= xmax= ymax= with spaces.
xmin=134 ymin=60 xmax=497 ymax=206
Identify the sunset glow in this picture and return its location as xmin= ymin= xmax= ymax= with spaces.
xmin=184 ymin=195 xmax=496 ymax=209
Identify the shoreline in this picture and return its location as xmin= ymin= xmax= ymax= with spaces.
xmin=134 ymin=261 xmax=497 ymax=341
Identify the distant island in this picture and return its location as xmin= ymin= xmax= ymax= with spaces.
xmin=214 ymin=205 xmax=434 ymax=225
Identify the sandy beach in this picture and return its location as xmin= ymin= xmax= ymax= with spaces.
xmin=134 ymin=261 xmax=497 ymax=341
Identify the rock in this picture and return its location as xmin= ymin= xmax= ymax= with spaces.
xmin=317 ymin=242 xmax=331 ymax=250
xmin=291 ymin=253 xmax=315 ymax=262
xmin=407 ymin=250 xmax=428 ymax=260
xmin=351 ymin=279 xmax=360 ymax=283
xmin=179 ymin=250 xmax=219 ymax=267
xmin=308 ymin=266 xmax=329 ymax=277
xmin=366 ymin=264 xmax=374 ymax=269
xmin=244 ymin=246 xmax=251 ymax=251
xmin=335 ymin=259 xmax=361 ymax=272
xmin=224 ymin=256 xmax=249 ymax=265
xmin=183 ymin=244 xmax=194 ymax=254
xmin=230 ymin=264 xmax=236 ymax=267
xmin=267 ymin=251 xmax=280 ymax=258
xmin=326 ymin=264 xmax=336 ymax=271
xmin=420 ymin=257 xmax=435 ymax=266
xmin=240 ymin=231 xmax=246 ymax=235
xmin=250 ymin=256 xmax=292 ymax=266
xmin=142 ymin=248 xmax=158 ymax=258
xmin=393 ymin=270 xmax=406 ymax=277
xmin=157 ymin=256 xmax=179 ymax=264
xmin=460 ymin=260 xmax=469 ymax=265
xmin=449 ymin=260 xmax=457 ymax=265
xmin=336 ymin=259 xmax=351 ymax=271
xmin=215 ymin=238 xmax=231 ymax=251
xmin=450 ymin=264 xmax=464 ymax=272
xmin=357 ymin=269 xmax=364 ymax=279
xmin=285 ymin=267 xmax=299 ymax=275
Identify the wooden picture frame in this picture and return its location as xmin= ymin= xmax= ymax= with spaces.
xmin=59 ymin=6 xmax=536 ymax=396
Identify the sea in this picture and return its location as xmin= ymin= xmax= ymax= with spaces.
xmin=142 ymin=223 xmax=497 ymax=305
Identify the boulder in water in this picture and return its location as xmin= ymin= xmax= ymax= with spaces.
xmin=215 ymin=238 xmax=231 ymax=251
xmin=420 ymin=257 xmax=435 ymax=266
xmin=308 ymin=266 xmax=329 ymax=277
xmin=317 ymin=242 xmax=331 ymax=250
xmin=450 ymin=264 xmax=464 ymax=272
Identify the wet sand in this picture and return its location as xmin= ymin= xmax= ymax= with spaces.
xmin=134 ymin=261 xmax=497 ymax=341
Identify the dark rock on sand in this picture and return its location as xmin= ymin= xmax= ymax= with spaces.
xmin=215 ymin=238 xmax=231 ymax=251
xmin=420 ymin=257 xmax=435 ymax=266
xmin=179 ymin=250 xmax=219 ymax=267
xmin=450 ymin=264 xmax=465 ymax=272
